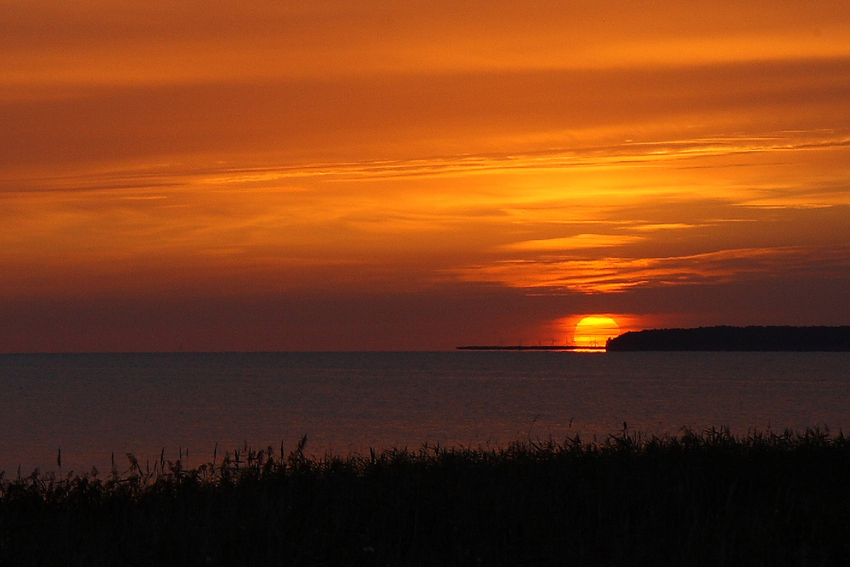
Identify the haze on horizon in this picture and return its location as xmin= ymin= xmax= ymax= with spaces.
xmin=2 ymin=1 xmax=849 ymax=352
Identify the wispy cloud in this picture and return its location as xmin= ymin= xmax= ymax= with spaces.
xmin=452 ymin=247 xmax=850 ymax=294
xmin=625 ymin=223 xmax=698 ymax=232
xmin=501 ymin=234 xmax=643 ymax=251
xmin=6 ymin=129 xmax=846 ymax=194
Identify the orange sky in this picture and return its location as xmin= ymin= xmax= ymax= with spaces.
xmin=1 ymin=1 xmax=849 ymax=351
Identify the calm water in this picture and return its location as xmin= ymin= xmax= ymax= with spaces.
xmin=1 ymin=351 xmax=849 ymax=475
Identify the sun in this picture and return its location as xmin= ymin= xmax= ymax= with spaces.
xmin=573 ymin=315 xmax=621 ymax=348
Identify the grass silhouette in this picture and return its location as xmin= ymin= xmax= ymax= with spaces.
xmin=2 ymin=428 xmax=850 ymax=565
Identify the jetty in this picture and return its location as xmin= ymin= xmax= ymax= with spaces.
xmin=457 ymin=345 xmax=606 ymax=351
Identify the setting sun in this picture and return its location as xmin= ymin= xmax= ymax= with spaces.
xmin=573 ymin=316 xmax=621 ymax=348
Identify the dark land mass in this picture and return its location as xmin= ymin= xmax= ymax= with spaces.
xmin=607 ymin=325 xmax=850 ymax=352
xmin=2 ymin=429 xmax=850 ymax=566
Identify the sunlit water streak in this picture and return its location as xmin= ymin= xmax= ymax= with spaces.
xmin=1 ymin=352 xmax=848 ymax=475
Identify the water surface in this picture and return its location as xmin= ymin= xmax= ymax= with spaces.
xmin=1 ymin=351 xmax=848 ymax=474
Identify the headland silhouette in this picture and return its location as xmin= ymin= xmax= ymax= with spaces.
xmin=606 ymin=325 xmax=850 ymax=351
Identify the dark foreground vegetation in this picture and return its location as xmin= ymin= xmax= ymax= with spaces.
xmin=3 ymin=429 xmax=850 ymax=566
xmin=607 ymin=325 xmax=850 ymax=351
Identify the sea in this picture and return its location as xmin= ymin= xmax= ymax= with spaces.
xmin=1 ymin=351 xmax=849 ymax=476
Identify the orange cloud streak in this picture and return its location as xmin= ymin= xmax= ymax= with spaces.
xmin=453 ymin=247 xmax=850 ymax=294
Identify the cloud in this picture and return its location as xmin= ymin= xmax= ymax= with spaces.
xmin=626 ymin=223 xmax=698 ymax=232
xmin=4 ymin=1 xmax=849 ymax=86
xmin=501 ymin=234 xmax=644 ymax=251
xmin=452 ymin=246 xmax=850 ymax=294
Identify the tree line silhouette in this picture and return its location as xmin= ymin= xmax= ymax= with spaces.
xmin=606 ymin=326 xmax=850 ymax=351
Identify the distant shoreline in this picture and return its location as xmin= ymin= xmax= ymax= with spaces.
xmin=459 ymin=326 xmax=850 ymax=352
xmin=607 ymin=325 xmax=850 ymax=352
xmin=457 ymin=345 xmax=606 ymax=351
